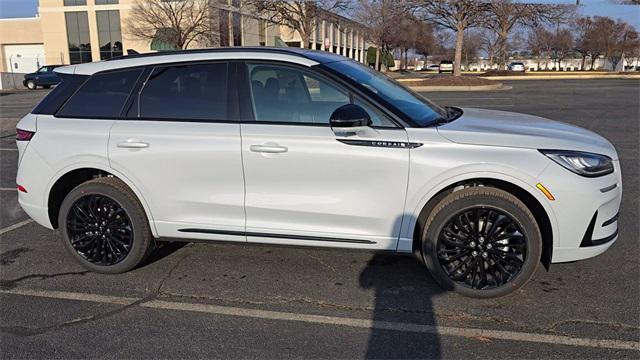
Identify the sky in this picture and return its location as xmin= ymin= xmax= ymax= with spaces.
xmin=0 ymin=0 xmax=638 ymax=28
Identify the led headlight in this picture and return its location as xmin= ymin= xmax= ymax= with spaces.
xmin=540 ymin=150 xmax=614 ymax=177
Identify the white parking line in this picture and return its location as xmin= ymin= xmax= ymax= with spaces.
xmin=2 ymin=288 xmax=638 ymax=351
xmin=0 ymin=219 xmax=34 ymax=235
xmin=0 ymin=187 xmax=17 ymax=191
xmin=0 ymin=148 xmax=18 ymax=151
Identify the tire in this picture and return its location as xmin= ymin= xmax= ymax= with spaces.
xmin=26 ymin=80 xmax=36 ymax=90
xmin=421 ymin=187 xmax=542 ymax=298
xmin=58 ymin=177 xmax=154 ymax=274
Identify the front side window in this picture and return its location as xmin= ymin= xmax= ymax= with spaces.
xmin=247 ymin=63 xmax=396 ymax=127
xmin=65 ymin=11 xmax=92 ymax=64
xmin=96 ymin=10 xmax=123 ymax=60
xmin=248 ymin=63 xmax=349 ymax=124
xmin=139 ymin=62 xmax=228 ymax=121
xmin=57 ymin=68 xmax=142 ymax=118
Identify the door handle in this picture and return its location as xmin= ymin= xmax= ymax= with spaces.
xmin=117 ymin=140 xmax=149 ymax=149
xmin=250 ymin=144 xmax=288 ymax=153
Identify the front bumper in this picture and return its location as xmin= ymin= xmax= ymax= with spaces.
xmin=538 ymin=160 xmax=622 ymax=263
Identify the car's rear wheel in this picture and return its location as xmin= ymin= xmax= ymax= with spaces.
xmin=421 ymin=187 xmax=542 ymax=298
xmin=26 ymin=80 xmax=36 ymax=90
xmin=59 ymin=177 xmax=154 ymax=273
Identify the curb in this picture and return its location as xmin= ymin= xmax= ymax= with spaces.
xmin=408 ymin=84 xmax=511 ymax=92
xmin=480 ymin=74 xmax=640 ymax=80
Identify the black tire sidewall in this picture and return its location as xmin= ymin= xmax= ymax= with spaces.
xmin=422 ymin=188 xmax=542 ymax=298
xmin=58 ymin=180 xmax=151 ymax=274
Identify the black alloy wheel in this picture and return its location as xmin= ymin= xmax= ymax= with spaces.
xmin=436 ymin=207 xmax=527 ymax=290
xmin=66 ymin=194 xmax=133 ymax=266
xmin=421 ymin=186 xmax=542 ymax=298
xmin=59 ymin=177 xmax=154 ymax=273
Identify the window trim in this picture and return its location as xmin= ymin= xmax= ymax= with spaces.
xmin=241 ymin=60 xmax=403 ymax=129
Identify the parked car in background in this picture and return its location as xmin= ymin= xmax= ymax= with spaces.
xmin=439 ymin=60 xmax=453 ymax=73
xmin=426 ymin=64 xmax=440 ymax=72
xmin=508 ymin=62 xmax=526 ymax=72
xmin=23 ymin=65 xmax=63 ymax=90
xmin=16 ymin=48 xmax=621 ymax=298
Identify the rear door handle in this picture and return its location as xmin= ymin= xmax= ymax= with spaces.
xmin=250 ymin=144 xmax=288 ymax=153
xmin=117 ymin=140 xmax=149 ymax=149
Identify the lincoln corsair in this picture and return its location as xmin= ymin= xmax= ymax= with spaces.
xmin=16 ymin=48 xmax=621 ymax=297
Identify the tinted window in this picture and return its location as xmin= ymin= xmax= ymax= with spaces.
xmin=248 ymin=63 xmax=349 ymax=124
xmin=139 ymin=63 xmax=228 ymax=121
xmin=57 ymin=68 xmax=142 ymax=118
xmin=33 ymin=73 xmax=88 ymax=115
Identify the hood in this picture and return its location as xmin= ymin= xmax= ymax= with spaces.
xmin=24 ymin=73 xmax=36 ymax=79
xmin=437 ymin=108 xmax=618 ymax=160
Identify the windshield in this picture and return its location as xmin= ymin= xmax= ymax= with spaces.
xmin=325 ymin=60 xmax=446 ymax=126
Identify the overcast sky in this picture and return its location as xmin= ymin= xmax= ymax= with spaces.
xmin=0 ymin=0 xmax=638 ymax=28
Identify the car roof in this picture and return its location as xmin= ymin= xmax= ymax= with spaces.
xmin=55 ymin=47 xmax=351 ymax=76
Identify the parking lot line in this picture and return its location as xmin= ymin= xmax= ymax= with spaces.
xmin=0 ymin=187 xmax=17 ymax=191
xmin=2 ymin=288 xmax=638 ymax=351
xmin=0 ymin=148 xmax=18 ymax=151
xmin=0 ymin=219 xmax=34 ymax=235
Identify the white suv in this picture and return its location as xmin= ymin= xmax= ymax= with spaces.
xmin=16 ymin=48 xmax=621 ymax=297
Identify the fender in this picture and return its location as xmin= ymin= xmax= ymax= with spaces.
xmin=397 ymin=165 xmax=559 ymax=253
xmin=46 ymin=161 xmax=160 ymax=237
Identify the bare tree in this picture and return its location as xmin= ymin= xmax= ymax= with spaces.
xmin=353 ymin=0 xmax=400 ymax=70
xmin=462 ymin=30 xmax=483 ymax=70
xmin=248 ymin=0 xmax=348 ymax=48
xmin=410 ymin=0 xmax=490 ymax=76
xmin=527 ymin=25 xmax=554 ymax=69
xmin=485 ymin=0 xmax=574 ymax=69
xmin=125 ymin=0 xmax=216 ymax=50
xmin=550 ymin=28 xmax=573 ymax=70
xmin=479 ymin=29 xmax=500 ymax=67
xmin=609 ymin=22 xmax=639 ymax=70
xmin=573 ymin=16 xmax=595 ymax=70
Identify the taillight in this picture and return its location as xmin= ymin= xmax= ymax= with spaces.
xmin=16 ymin=128 xmax=35 ymax=141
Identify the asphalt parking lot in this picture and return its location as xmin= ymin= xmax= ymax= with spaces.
xmin=0 ymin=79 xmax=638 ymax=358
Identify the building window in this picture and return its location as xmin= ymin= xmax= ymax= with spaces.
xmin=259 ymin=19 xmax=266 ymax=46
xmin=64 ymin=0 xmax=87 ymax=5
xmin=95 ymin=0 xmax=119 ymax=4
xmin=231 ymin=0 xmax=242 ymax=47
xmin=219 ymin=10 xmax=230 ymax=46
xmin=65 ymin=12 xmax=92 ymax=64
xmin=96 ymin=10 xmax=123 ymax=60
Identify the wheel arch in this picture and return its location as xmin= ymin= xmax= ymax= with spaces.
xmin=410 ymin=176 xmax=555 ymax=270
xmin=46 ymin=164 xmax=158 ymax=236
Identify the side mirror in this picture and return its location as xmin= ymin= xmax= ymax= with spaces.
xmin=329 ymin=104 xmax=372 ymax=131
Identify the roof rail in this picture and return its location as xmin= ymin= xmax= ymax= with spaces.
xmin=107 ymin=47 xmax=311 ymax=62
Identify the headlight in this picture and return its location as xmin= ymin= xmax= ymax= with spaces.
xmin=540 ymin=150 xmax=614 ymax=177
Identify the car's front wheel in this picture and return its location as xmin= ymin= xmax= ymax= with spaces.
xmin=26 ymin=80 xmax=36 ymax=90
xmin=421 ymin=187 xmax=542 ymax=298
xmin=59 ymin=177 xmax=154 ymax=273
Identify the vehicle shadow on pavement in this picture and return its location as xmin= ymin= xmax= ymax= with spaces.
xmin=359 ymin=215 xmax=443 ymax=359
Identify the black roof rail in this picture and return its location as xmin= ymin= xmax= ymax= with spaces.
xmin=107 ymin=47 xmax=313 ymax=62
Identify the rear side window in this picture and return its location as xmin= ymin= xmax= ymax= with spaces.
xmin=32 ymin=73 xmax=88 ymax=115
xmin=57 ymin=68 xmax=143 ymax=118
xmin=138 ymin=62 xmax=228 ymax=121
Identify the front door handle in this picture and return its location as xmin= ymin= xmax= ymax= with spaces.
xmin=250 ymin=144 xmax=288 ymax=153
xmin=117 ymin=140 xmax=149 ymax=149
